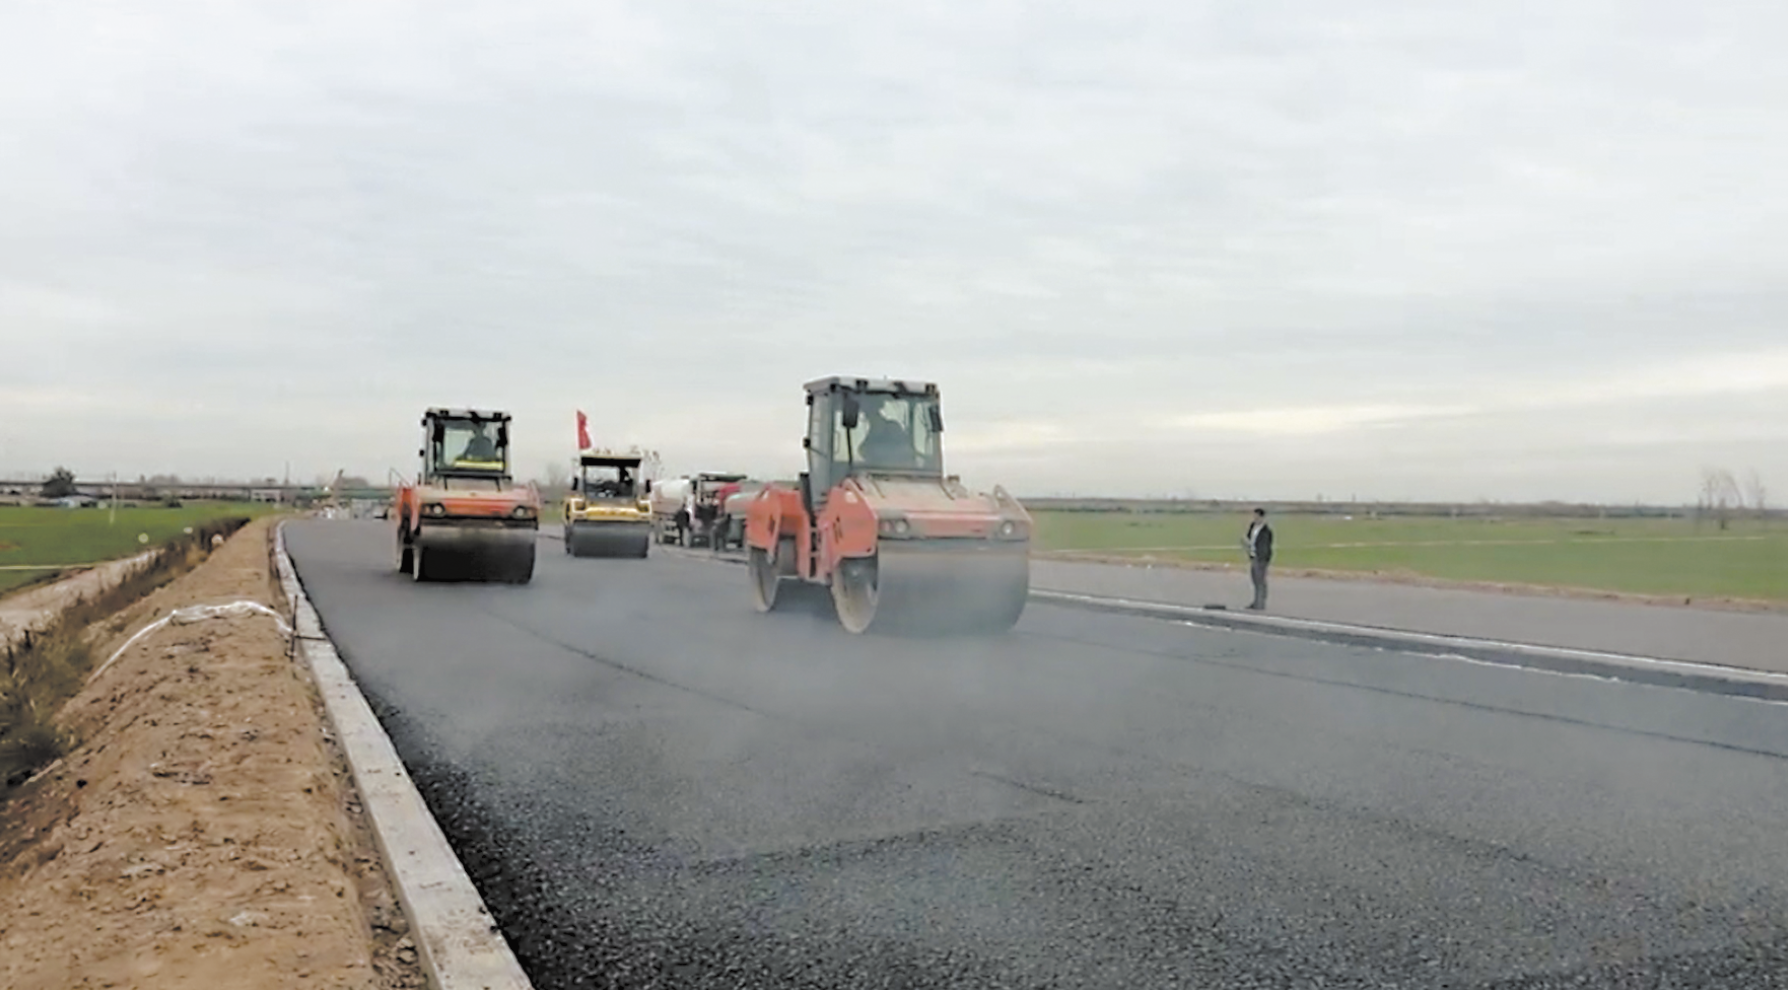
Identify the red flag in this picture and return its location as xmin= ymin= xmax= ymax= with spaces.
xmin=576 ymin=410 xmax=591 ymax=450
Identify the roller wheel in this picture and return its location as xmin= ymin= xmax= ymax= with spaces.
xmin=830 ymin=552 xmax=1028 ymax=636
xmin=979 ymin=582 xmax=1028 ymax=634
xmin=749 ymin=546 xmax=781 ymax=612
xmin=396 ymin=532 xmax=414 ymax=575
xmin=503 ymin=545 xmax=536 ymax=584
xmin=411 ymin=545 xmax=431 ymax=582
xmin=832 ymin=556 xmax=880 ymax=634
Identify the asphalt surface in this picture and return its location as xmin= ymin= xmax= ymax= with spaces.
xmin=286 ymin=520 xmax=1788 ymax=989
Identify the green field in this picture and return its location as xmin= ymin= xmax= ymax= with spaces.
xmin=0 ymin=503 xmax=279 ymax=596
xmin=1032 ymin=511 xmax=1788 ymax=602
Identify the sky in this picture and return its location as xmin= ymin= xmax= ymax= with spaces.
xmin=2 ymin=1 xmax=1786 ymax=503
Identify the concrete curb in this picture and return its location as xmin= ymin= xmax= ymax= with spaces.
xmin=275 ymin=523 xmax=535 ymax=990
xmin=1029 ymin=589 xmax=1788 ymax=703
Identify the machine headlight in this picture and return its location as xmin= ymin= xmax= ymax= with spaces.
xmin=995 ymin=519 xmax=1026 ymax=539
xmin=512 ymin=504 xmax=536 ymax=519
xmin=424 ymin=502 xmax=446 ymax=517
xmin=877 ymin=517 xmax=912 ymax=537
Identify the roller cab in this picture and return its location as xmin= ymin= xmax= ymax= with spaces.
xmin=395 ymin=409 xmax=539 ymax=584
xmin=745 ymin=377 xmax=1031 ymax=635
xmin=563 ymin=450 xmax=652 ymax=558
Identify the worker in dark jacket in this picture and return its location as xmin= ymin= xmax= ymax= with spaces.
xmin=1243 ymin=507 xmax=1274 ymax=610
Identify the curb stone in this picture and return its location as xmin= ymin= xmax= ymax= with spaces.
xmin=276 ymin=522 xmax=534 ymax=990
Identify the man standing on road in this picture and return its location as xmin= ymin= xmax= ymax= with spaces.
xmin=1243 ymin=507 xmax=1274 ymax=610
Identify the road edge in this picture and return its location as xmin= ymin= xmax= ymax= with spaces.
xmin=1029 ymin=589 xmax=1788 ymax=703
xmin=639 ymin=540 xmax=1788 ymax=702
xmin=275 ymin=522 xmax=535 ymax=990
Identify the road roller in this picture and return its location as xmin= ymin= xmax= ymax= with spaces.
xmin=395 ymin=408 xmax=540 ymax=583
xmin=562 ymin=450 xmax=652 ymax=558
xmin=743 ymin=377 xmax=1031 ymax=635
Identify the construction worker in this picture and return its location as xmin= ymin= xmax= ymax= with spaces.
xmin=1243 ymin=507 xmax=1274 ymax=610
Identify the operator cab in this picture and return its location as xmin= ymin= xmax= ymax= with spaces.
xmin=570 ymin=454 xmax=644 ymax=502
xmin=422 ymin=409 xmax=513 ymax=486
xmin=802 ymin=377 xmax=944 ymax=505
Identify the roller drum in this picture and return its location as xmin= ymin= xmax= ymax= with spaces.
xmin=411 ymin=522 xmax=537 ymax=583
xmin=832 ymin=540 xmax=1029 ymax=635
xmin=568 ymin=520 xmax=652 ymax=559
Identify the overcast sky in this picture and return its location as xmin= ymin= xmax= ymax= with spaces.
xmin=3 ymin=1 xmax=1785 ymax=502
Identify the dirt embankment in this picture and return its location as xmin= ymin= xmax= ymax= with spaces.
xmin=0 ymin=518 xmax=423 ymax=989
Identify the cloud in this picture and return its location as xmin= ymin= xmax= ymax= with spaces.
xmin=1170 ymin=404 xmax=1470 ymax=437
xmin=1162 ymin=346 xmax=1788 ymax=438
xmin=0 ymin=0 xmax=1785 ymax=502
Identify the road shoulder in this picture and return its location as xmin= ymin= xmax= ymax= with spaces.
xmin=1029 ymin=557 xmax=1788 ymax=675
xmin=0 ymin=518 xmax=424 ymax=990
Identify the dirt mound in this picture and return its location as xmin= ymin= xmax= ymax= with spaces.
xmin=0 ymin=518 xmax=423 ymax=989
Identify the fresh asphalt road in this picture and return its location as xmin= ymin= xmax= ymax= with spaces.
xmin=286 ymin=520 xmax=1788 ymax=989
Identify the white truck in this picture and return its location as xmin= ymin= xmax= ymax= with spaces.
xmin=650 ymin=473 xmax=746 ymax=547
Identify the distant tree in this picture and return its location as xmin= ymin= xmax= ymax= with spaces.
xmin=1745 ymin=469 xmax=1769 ymax=521
xmin=631 ymin=447 xmax=664 ymax=482
xmin=1699 ymin=467 xmax=1744 ymax=531
xmin=537 ymin=462 xmax=570 ymax=499
xmin=41 ymin=466 xmax=77 ymax=499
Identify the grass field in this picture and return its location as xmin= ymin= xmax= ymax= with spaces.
xmin=0 ymin=503 xmax=279 ymax=596
xmin=1032 ymin=511 xmax=1788 ymax=602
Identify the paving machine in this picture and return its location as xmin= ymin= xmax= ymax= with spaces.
xmin=563 ymin=450 xmax=652 ymax=558
xmin=395 ymin=408 xmax=539 ymax=583
xmin=743 ymin=377 xmax=1031 ymax=634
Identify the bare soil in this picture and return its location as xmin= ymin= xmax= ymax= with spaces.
xmin=0 ymin=519 xmax=424 ymax=989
